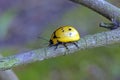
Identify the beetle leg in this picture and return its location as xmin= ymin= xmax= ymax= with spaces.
xmin=73 ymin=42 xmax=79 ymax=48
xmin=63 ymin=43 xmax=69 ymax=50
xmin=54 ymin=44 xmax=58 ymax=50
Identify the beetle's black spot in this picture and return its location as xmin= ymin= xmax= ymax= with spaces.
xmin=53 ymin=32 xmax=60 ymax=38
xmin=53 ymin=35 xmax=57 ymax=38
xmin=69 ymin=28 xmax=72 ymax=31
xmin=53 ymin=32 xmax=57 ymax=38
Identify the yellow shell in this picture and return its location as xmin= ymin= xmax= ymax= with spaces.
xmin=49 ymin=25 xmax=80 ymax=46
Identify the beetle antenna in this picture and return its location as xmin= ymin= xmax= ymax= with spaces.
xmin=38 ymin=36 xmax=49 ymax=47
xmin=38 ymin=36 xmax=49 ymax=41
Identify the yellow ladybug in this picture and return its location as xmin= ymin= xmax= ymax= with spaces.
xmin=49 ymin=25 xmax=80 ymax=49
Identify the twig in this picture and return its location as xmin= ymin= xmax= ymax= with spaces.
xmin=70 ymin=0 xmax=120 ymax=21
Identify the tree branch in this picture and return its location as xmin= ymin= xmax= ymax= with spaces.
xmin=70 ymin=0 xmax=120 ymax=21
xmin=0 ymin=28 xmax=120 ymax=70
xmin=0 ymin=55 xmax=18 ymax=80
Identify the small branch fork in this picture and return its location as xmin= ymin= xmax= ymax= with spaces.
xmin=70 ymin=0 xmax=120 ymax=29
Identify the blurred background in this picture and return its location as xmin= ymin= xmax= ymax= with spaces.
xmin=0 ymin=0 xmax=120 ymax=80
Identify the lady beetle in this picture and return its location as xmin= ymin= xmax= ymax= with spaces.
xmin=49 ymin=25 xmax=80 ymax=49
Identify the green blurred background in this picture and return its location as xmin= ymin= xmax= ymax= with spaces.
xmin=0 ymin=0 xmax=120 ymax=80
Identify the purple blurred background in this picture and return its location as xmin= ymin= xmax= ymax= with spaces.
xmin=0 ymin=0 xmax=76 ymax=47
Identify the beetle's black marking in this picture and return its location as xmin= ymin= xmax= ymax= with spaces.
xmin=49 ymin=31 xmax=61 ymax=46
xmin=69 ymin=28 xmax=72 ymax=31
xmin=53 ymin=31 xmax=57 ymax=38
xmin=53 ymin=32 xmax=57 ymax=38
xmin=53 ymin=31 xmax=60 ymax=39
